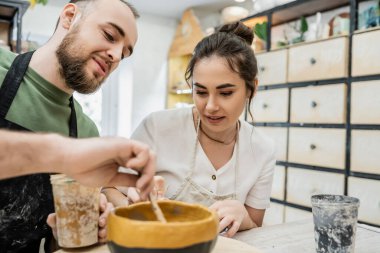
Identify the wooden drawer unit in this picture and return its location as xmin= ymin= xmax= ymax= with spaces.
xmin=256 ymin=49 xmax=288 ymax=86
xmin=351 ymin=130 xmax=380 ymax=175
xmin=288 ymin=37 xmax=348 ymax=82
xmin=290 ymin=84 xmax=346 ymax=124
xmin=288 ymin=128 xmax=346 ymax=169
xmin=251 ymin=88 xmax=289 ymax=122
xmin=348 ymin=177 xmax=380 ymax=226
xmin=286 ymin=167 xmax=344 ymax=207
xmin=256 ymin=127 xmax=288 ymax=161
xmin=352 ymin=29 xmax=380 ymax=77
xmin=351 ymin=80 xmax=380 ymax=124
xmin=285 ymin=206 xmax=313 ymax=223
xmin=264 ymin=202 xmax=285 ymax=226
xmin=238 ymin=0 xmax=380 ymax=231
xmin=271 ymin=166 xmax=286 ymax=200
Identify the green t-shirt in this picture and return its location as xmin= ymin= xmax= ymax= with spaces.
xmin=0 ymin=48 xmax=99 ymax=138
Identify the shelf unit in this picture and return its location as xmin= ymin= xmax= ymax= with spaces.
xmin=166 ymin=9 xmax=204 ymax=109
xmin=0 ymin=0 xmax=29 ymax=53
xmin=243 ymin=0 xmax=380 ymax=227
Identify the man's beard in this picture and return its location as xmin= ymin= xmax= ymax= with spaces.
xmin=56 ymin=27 xmax=106 ymax=94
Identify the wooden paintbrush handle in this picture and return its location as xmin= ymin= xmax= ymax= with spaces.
xmin=149 ymin=193 xmax=167 ymax=223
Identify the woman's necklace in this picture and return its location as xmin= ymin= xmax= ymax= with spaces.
xmin=199 ymin=122 xmax=238 ymax=145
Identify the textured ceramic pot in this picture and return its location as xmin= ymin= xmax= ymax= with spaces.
xmin=50 ymin=174 xmax=100 ymax=248
xmin=107 ymin=200 xmax=219 ymax=253
xmin=311 ymin=194 xmax=360 ymax=253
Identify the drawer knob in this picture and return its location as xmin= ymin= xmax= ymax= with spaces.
xmin=310 ymin=58 xmax=317 ymax=65
xmin=311 ymin=101 xmax=318 ymax=108
xmin=260 ymin=66 xmax=266 ymax=72
xmin=310 ymin=144 xmax=317 ymax=150
xmin=262 ymin=103 xmax=269 ymax=109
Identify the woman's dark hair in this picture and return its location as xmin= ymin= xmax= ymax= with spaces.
xmin=185 ymin=21 xmax=258 ymax=119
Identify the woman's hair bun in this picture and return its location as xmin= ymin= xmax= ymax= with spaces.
xmin=217 ymin=21 xmax=254 ymax=45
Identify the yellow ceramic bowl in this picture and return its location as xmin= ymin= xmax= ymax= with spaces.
xmin=107 ymin=200 xmax=219 ymax=253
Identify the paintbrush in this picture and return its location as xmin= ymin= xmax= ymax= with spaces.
xmin=117 ymin=167 xmax=167 ymax=222
xmin=149 ymin=192 xmax=167 ymax=223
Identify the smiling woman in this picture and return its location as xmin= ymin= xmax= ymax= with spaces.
xmin=103 ymin=21 xmax=276 ymax=239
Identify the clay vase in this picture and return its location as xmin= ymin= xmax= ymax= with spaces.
xmin=107 ymin=200 xmax=219 ymax=253
xmin=50 ymin=174 xmax=100 ymax=248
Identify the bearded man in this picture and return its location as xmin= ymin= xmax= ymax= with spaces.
xmin=0 ymin=0 xmax=139 ymax=252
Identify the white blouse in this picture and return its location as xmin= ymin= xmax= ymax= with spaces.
xmin=132 ymin=107 xmax=276 ymax=209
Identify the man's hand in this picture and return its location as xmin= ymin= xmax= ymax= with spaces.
xmin=52 ymin=136 xmax=156 ymax=200
xmin=0 ymin=131 xmax=155 ymax=196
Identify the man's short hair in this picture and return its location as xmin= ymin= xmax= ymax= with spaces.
xmin=54 ymin=0 xmax=139 ymax=32
xmin=69 ymin=0 xmax=140 ymax=18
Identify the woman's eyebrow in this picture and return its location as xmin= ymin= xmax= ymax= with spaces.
xmin=193 ymin=83 xmax=236 ymax=89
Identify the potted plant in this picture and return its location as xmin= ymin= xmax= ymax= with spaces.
xmin=290 ymin=16 xmax=308 ymax=44
xmin=254 ymin=21 xmax=267 ymax=51
xmin=277 ymin=16 xmax=308 ymax=48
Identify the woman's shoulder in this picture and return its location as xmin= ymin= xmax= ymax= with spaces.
xmin=240 ymin=121 xmax=276 ymax=155
xmin=145 ymin=107 xmax=192 ymax=124
xmin=140 ymin=107 xmax=193 ymax=134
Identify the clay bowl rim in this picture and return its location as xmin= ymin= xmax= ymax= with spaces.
xmin=110 ymin=200 xmax=218 ymax=228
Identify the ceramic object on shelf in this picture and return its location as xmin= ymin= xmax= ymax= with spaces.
xmin=359 ymin=5 xmax=380 ymax=30
xmin=328 ymin=13 xmax=350 ymax=36
xmin=107 ymin=200 xmax=219 ymax=253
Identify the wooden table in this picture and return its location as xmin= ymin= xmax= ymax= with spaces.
xmin=55 ymin=219 xmax=380 ymax=253
xmin=233 ymin=218 xmax=380 ymax=253
xmin=55 ymin=236 xmax=262 ymax=253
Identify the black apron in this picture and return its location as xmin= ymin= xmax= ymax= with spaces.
xmin=0 ymin=51 xmax=78 ymax=253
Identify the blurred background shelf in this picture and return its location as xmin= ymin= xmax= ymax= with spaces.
xmin=0 ymin=0 xmax=29 ymax=53
xmin=166 ymin=9 xmax=204 ymax=109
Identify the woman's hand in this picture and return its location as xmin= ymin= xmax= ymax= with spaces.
xmin=209 ymin=200 xmax=255 ymax=238
xmin=47 ymin=193 xmax=114 ymax=244
xmin=118 ymin=175 xmax=166 ymax=204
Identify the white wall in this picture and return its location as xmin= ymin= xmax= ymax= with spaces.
xmin=22 ymin=4 xmax=61 ymax=43
xmin=102 ymin=13 xmax=178 ymax=137
xmin=101 ymin=60 xmax=134 ymax=137
xmin=130 ymin=14 xmax=177 ymax=131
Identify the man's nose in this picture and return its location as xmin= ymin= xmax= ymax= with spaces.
xmin=107 ymin=45 xmax=123 ymax=62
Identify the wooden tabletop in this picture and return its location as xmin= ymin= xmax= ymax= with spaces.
xmin=55 ymin=219 xmax=380 ymax=253
xmin=233 ymin=218 xmax=380 ymax=253
xmin=55 ymin=236 xmax=262 ymax=253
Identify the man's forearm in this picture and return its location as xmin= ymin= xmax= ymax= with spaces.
xmin=0 ymin=130 xmax=62 ymax=179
